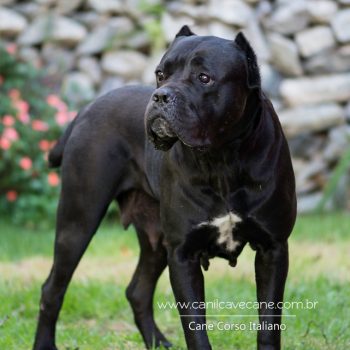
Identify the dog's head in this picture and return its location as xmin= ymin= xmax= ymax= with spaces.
xmin=145 ymin=26 xmax=261 ymax=151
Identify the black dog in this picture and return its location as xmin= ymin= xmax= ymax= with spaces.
xmin=33 ymin=26 xmax=296 ymax=350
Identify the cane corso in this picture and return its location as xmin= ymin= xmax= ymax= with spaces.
xmin=33 ymin=26 xmax=296 ymax=350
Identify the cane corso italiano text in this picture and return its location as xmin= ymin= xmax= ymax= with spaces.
xmin=33 ymin=26 xmax=296 ymax=350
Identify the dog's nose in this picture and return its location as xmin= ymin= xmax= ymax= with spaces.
xmin=152 ymin=88 xmax=173 ymax=104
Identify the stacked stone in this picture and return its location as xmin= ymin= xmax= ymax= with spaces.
xmin=0 ymin=0 xmax=349 ymax=212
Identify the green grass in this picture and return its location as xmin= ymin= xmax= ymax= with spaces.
xmin=0 ymin=213 xmax=349 ymax=349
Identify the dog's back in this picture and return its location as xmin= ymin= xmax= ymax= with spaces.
xmin=48 ymin=85 xmax=154 ymax=169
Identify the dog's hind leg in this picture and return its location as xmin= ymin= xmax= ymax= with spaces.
xmin=33 ymin=143 xmax=125 ymax=350
xmin=126 ymin=227 xmax=172 ymax=349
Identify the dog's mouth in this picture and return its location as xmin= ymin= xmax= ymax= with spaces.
xmin=151 ymin=117 xmax=177 ymax=139
xmin=147 ymin=116 xmax=178 ymax=151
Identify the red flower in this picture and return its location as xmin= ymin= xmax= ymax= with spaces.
xmin=32 ymin=120 xmax=49 ymax=132
xmin=15 ymin=100 xmax=29 ymax=114
xmin=6 ymin=190 xmax=18 ymax=202
xmin=6 ymin=43 xmax=17 ymax=55
xmin=48 ymin=172 xmax=60 ymax=186
xmin=0 ymin=137 xmax=11 ymax=150
xmin=18 ymin=112 xmax=30 ymax=124
xmin=47 ymin=94 xmax=67 ymax=112
xmin=19 ymin=157 xmax=33 ymax=170
xmin=55 ymin=111 xmax=70 ymax=126
xmin=2 ymin=127 xmax=18 ymax=141
xmin=2 ymin=115 xmax=15 ymax=127
xmin=39 ymin=139 xmax=51 ymax=152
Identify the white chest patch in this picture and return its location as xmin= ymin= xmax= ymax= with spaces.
xmin=198 ymin=212 xmax=242 ymax=252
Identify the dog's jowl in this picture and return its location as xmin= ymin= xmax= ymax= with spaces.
xmin=33 ymin=26 xmax=296 ymax=350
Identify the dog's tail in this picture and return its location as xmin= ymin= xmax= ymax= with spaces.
xmin=48 ymin=118 xmax=76 ymax=168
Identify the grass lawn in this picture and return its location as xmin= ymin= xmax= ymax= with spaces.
xmin=0 ymin=212 xmax=349 ymax=349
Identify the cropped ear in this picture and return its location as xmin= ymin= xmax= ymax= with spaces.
xmin=234 ymin=32 xmax=261 ymax=89
xmin=175 ymin=25 xmax=196 ymax=38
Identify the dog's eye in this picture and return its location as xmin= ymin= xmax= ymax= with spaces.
xmin=156 ymin=71 xmax=165 ymax=82
xmin=198 ymin=73 xmax=211 ymax=84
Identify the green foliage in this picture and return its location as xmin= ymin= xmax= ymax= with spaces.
xmin=139 ymin=0 xmax=166 ymax=53
xmin=0 ymin=45 xmax=76 ymax=227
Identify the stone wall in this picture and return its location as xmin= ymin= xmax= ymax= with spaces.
xmin=1 ymin=0 xmax=350 ymax=212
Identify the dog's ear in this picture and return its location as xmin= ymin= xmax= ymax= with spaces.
xmin=234 ymin=32 xmax=261 ymax=89
xmin=175 ymin=25 xmax=196 ymax=38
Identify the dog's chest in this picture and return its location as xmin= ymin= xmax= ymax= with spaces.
xmin=198 ymin=212 xmax=242 ymax=252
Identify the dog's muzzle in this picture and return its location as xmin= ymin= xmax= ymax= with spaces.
xmin=150 ymin=117 xmax=177 ymax=139
xmin=146 ymin=114 xmax=178 ymax=151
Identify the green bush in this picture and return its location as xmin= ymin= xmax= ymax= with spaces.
xmin=0 ymin=44 xmax=76 ymax=227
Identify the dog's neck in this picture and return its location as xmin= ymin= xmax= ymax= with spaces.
xmin=184 ymin=90 xmax=263 ymax=162
xmin=228 ymin=89 xmax=262 ymax=144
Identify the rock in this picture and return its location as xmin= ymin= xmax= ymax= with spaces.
xmin=35 ymin=0 xmax=56 ymax=5
xmin=142 ymin=52 xmax=163 ymax=85
xmin=161 ymin=12 xmax=195 ymax=43
xmin=331 ymin=9 xmax=350 ymax=43
xmin=12 ymin=3 xmax=42 ymax=20
xmin=98 ymin=76 xmax=125 ymax=97
xmin=0 ymin=0 xmax=15 ymax=5
xmin=295 ymin=157 xmax=327 ymax=190
xmin=304 ymin=45 xmax=350 ymax=74
xmin=71 ymin=11 xmax=101 ymax=30
xmin=345 ymin=101 xmax=350 ymax=122
xmin=268 ymin=33 xmax=303 ymax=76
xmin=323 ymin=125 xmax=350 ymax=162
xmin=260 ymin=63 xmax=282 ymax=97
xmin=209 ymin=0 xmax=253 ymax=27
xmin=297 ymin=192 xmax=323 ymax=214
xmin=101 ymin=50 xmax=148 ymax=80
xmin=306 ymin=0 xmax=338 ymax=24
xmin=77 ymin=25 xmax=112 ymax=55
xmin=279 ymin=103 xmax=345 ymax=137
xmin=87 ymin=0 xmax=123 ymax=14
xmin=288 ymin=134 xmax=326 ymax=159
xmin=50 ymin=16 xmax=87 ymax=46
xmin=18 ymin=16 xmax=46 ymax=45
xmin=62 ymin=72 xmax=95 ymax=107
xmin=55 ymin=0 xmax=84 ymax=14
xmin=337 ymin=0 xmax=350 ymax=5
xmin=280 ymin=73 xmax=350 ymax=106
xmin=125 ymin=31 xmax=150 ymax=52
xmin=77 ymin=17 xmax=133 ymax=55
xmin=297 ymin=176 xmax=323 ymax=196
xmin=243 ymin=19 xmax=271 ymax=62
xmin=0 ymin=7 xmax=27 ymax=36
xmin=256 ymin=0 xmax=273 ymax=19
xmin=292 ymin=158 xmax=307 ymax=179
xmin=208 ymin=21 xmax=236 ymax=40
xmin=77 ymin=57 xmax=102 ymax=86
xmin=42 ymin=44 xmax=76 ymax=75
xmin=295 ymin=26 xmax=336 ymax=58
xmin=263 ymin=1 xmax=310 ymax=35
xmin=82 ymin=17 xmax=135 ymax=55
xmin=18 ymin=15 xmax=86 ymax=46
xmin=167 ymin=2 xmax=207 ymax=20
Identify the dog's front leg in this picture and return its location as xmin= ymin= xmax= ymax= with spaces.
xmin=167 ymin=249 xmax=212 ymax=350
xmin=254 ymin=242 xmax=289 ymax=350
